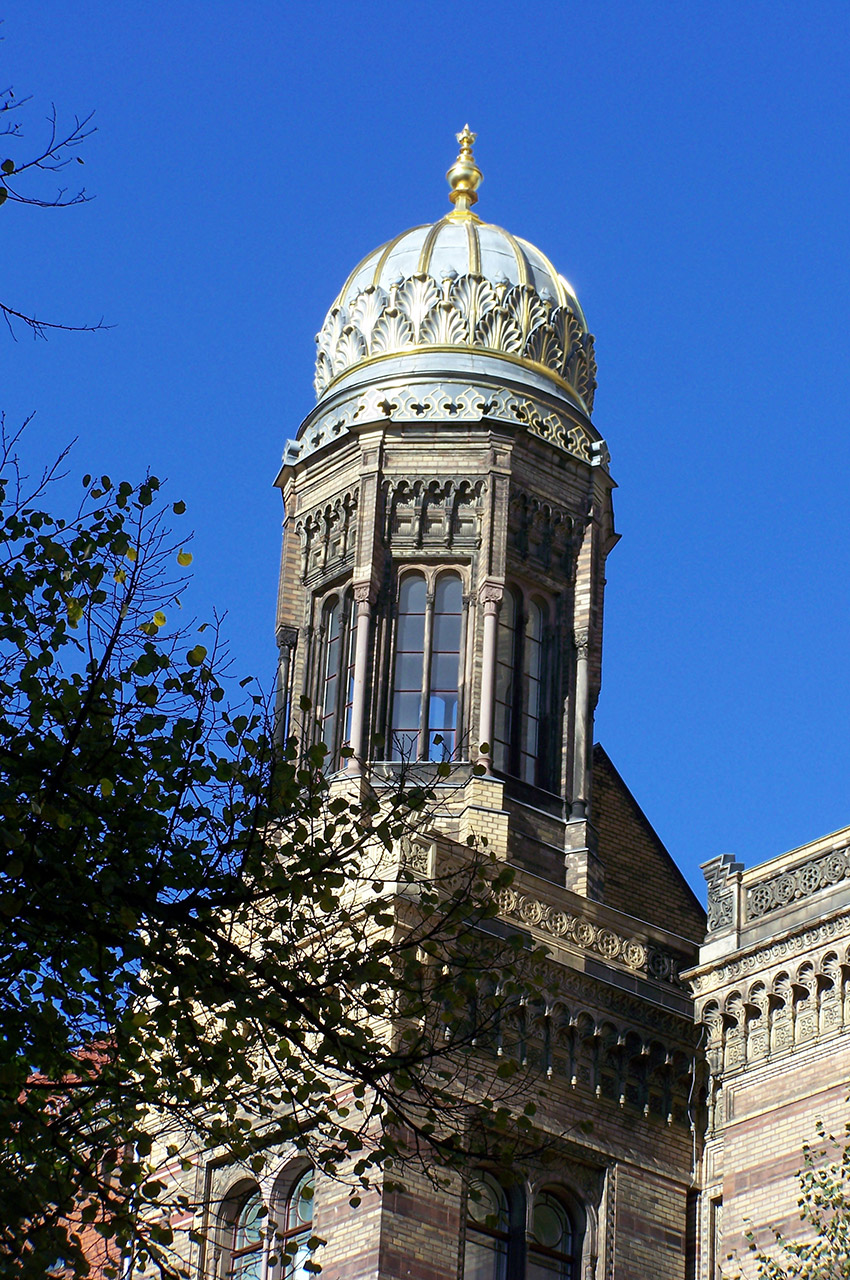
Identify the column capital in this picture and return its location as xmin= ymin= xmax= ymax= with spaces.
xmin=352 ymin=580 xmax=376 ymax=606
xmin=276 ymin=625 xmax=299 ymax=652
xmin=478 ymin=580 xmax=504 ymax=612
xmin=573 ymin=628 xmax=590 ymax=659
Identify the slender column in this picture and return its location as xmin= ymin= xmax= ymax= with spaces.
xmin=346 ymin=583 xmax=373 ymax=770
xmin=571 ymin=629 xmax=590 ymax=818
xmin=273 ymin=626 xmax=299 ymax=747
xmin=477 ymin=582 xmax=503 ymax=773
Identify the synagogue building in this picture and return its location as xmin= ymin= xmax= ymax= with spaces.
xmin=173 ymin=131 xmax=850 ymax=1280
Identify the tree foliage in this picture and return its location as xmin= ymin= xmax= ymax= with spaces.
xmin=0 ymin=430 xmax=539 ymax=1279
xmin=744 ymin=1119 xmax=850 ymax=1279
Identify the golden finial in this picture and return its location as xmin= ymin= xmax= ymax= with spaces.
xmin=446 ymin=124 xmax=482 ymax=220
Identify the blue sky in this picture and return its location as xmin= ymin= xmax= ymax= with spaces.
xmin=4 ymin=2 xmax=850 ymax=901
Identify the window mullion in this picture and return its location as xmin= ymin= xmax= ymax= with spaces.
xmin=418 ymin=587 xmax=435 ymax=761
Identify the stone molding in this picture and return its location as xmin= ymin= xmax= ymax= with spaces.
xmin=314 ymin=272 xmax=597 ymax=412
xmin=690 ymin=911 xmax=850 ymax=994
xmin=294 ymin=487 xmax=359 ymax=584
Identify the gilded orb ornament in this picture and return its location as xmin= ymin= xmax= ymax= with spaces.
xmin=446 ymin=124 xmax=482 ymax=220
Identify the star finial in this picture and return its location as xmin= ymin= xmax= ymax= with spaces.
xmin=446 ymin=124 xmax=482 ymax=220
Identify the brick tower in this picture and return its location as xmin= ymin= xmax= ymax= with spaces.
xmin=273 ymin=126 xmax=612 ymax=894
xmin=254 ymin=130 xmax=707 ymax=1280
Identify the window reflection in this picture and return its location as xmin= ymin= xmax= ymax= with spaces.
xmin=229 ymin=1189 xmax=263 ymax=1280
xmin=391 ymin=572 xmax=463 ymax=762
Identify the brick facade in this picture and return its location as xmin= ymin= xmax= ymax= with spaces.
xmin=133 ymin=141 xmax=850 ymax=1280
xmin=688 ymin=827 xmax=850 ymax=1277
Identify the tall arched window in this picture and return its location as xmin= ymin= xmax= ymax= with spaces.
xmin=428 ymin=573 xmax=463 ymax=760
xmin=320 ymin=596 xmax=342 ymax=752
xmin=463 ymin=1178 xmax=581 ymax=1280
xmin=493 ymin=590 xmax=518 ymax=775
xmin=391 ymin=573 xmax=427 ymax=759
xmin=464 ymin=1173 xmax=511 ymax=1280
xmin=275 ymin=1168 xmax=314 ymax=1280
xmin=228 ymin=1187 xmax=264 ymax=1280
xmin=520 ymin=600 xmax=544 ymax=785
xmin=527 ymin=1192 xmax=576 ymax=1280
xmin=493 ymin=590 xmax=553 ymax=790
xmin=319 ymin=593 xmax=356 ymax=767
xmin=390 ymin=571 xmax=464 ymax=762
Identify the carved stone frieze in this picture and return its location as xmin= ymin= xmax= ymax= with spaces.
xmin=746 ymin=842 xmax=850 ymax=920
xmin=314 ymin=273 xmax=597 ymax=413
xmin=694 ymin=936 xmax=850 ymax=1074
xmin=496 ymin=887 xmax=690 ymax=991
xmin=690 ymin=913 xmax=850 ymax=994
xmin=493 ymin=961 xmax=698 ymax=1129
xmin=539 ymin=958 xmax=691 ymax=1041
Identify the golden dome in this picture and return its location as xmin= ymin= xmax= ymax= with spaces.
xmin=314 ymin=130 xmax=596 ymax=415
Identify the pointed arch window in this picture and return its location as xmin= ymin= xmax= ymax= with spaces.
xmin=390 ymin=571 xmax=464 ymax=762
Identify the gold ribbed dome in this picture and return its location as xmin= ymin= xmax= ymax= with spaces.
xmin=314 ymin=130 xmax=597 ymax=415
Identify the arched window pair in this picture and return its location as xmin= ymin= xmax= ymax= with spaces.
xmin=493 ymin=591 xmax=554 ymax=790
xmin=225 ymin=1168 xmax=313 ymax=1280
xmin=391 ymin=571 xmax=464 ymax=762
xmin=465 ymin=1174 xmax=580 ymax=1280
xmin=318 ymin=593 xmax=357 ymax=767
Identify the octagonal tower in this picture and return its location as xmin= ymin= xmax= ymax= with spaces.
xmin=274 ymin=128 xmax=617 ymax=894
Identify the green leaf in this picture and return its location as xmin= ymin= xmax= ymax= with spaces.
xmin=0 ymin=189 xmax=7 ymax=206
xmin=186 ymin=644 xmax=207 ymax=667
xmin=172 ymin=500 xmax=186 ymax=514
xmin=100 ymin=778 xmax=114 ymax=797
xmin=1 ymin=159 xmax=14 ymax=174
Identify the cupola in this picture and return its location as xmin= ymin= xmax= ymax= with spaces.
xmin=314 ymin=127 xmax=597 ymax=417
